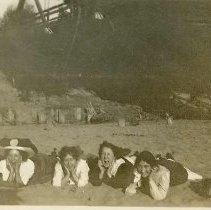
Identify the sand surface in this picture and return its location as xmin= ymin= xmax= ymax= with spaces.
xmin=0 ymin=120 xmax=210 ymax=206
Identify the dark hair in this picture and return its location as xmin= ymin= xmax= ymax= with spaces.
xmin=58 ymin=146 xmax=83 ymax=162
xmin=4 ymin=149 xmax=29 ymax=162
xmin=98 ymin=141 xmax=131 ymax=159
xmin=135 ymin=151 xmax=158 ymax=168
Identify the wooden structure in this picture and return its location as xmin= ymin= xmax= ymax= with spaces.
xmin=16 ymin=0 xmax=80 ymax=26
xmin=34 ymin=2 xmax=70 ymax=24
xmin=17 ymin=0 xmax=48 ymax=25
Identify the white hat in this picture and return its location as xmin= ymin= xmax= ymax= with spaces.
xmin=0 ymin=138 xmax=38 ymax=157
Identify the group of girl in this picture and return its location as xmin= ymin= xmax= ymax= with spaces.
xmin=0 ymin=137 xmax=208 ymax=201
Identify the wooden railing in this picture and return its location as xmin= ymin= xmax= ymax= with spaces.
xmin=35 ymin=2 xmax=70 ymax=23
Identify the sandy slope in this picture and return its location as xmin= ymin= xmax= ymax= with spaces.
xmin=0 ymin=71 xmax=153 ymax=125
xmin=0 ymin=120 xmax=210 ymax=206
xmin=0 ymin=71 xmax=44 ymax=124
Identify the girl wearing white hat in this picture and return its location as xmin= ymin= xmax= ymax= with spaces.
xmin=0 ymin=138 xmax=37 ymax=186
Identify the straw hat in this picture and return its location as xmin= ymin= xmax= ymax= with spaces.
xmin=0 ymin=138 xmax=38 ymax=157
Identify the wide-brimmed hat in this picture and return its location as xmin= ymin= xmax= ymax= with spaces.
xmin=0 ymin=138 xmax=38 ymax=157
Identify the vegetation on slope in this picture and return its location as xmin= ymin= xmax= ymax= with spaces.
xmin=0 ymin=0 xmax=210 ymax=118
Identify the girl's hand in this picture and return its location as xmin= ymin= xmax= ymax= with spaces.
xmin=63 ymin=162 xmax=73 ymax=174
xmin=107 ymin=160 xmax=115 ymax=178
xmin=14 ymin=162 xmax=21 ymax=173
xmin=66 ymin=164 xmax=78 ymax=185
xmin=6 ymin=159 xmax=14 ymax=172
xmin=61 ymin=166 xmax=71 ymax=188
xmin=64 ymin=166 xmax=70 ymax=177
xmin=6 ymin=159 xmax=15 ymax=183
xmin=98 ymin=160 xmax=105 ymax=180
xmin=98 ymin=160 xmax=105 ymax=173
xmin=125 ymin=183 xmax=137 ymax=195
xmin=70 ymin=171 xmax=79 ymax=184
xmin=14 ymin=156 xmax=22 ymax=173
xmin=67 ymin=162 xmax=76 ymax=174
xmin=6 ymin=159 xmax=15 ymax=178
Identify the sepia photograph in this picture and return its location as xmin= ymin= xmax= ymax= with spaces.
xmin=0 ymin=0 xmax=210 ymax=207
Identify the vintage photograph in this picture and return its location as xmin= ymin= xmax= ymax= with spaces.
xmin=0 ymin=0 xmax=210 ymax=206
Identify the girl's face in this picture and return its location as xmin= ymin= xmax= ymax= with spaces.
xmin=7 ymin=149 xmax=22 ymax=164
xmin=137 ymin=160 xmax=152 ymax=178
xmin=63 ymin=154 xmax=77 ymax=168
xmin=100 ymin=147 xmax=115 ymax=168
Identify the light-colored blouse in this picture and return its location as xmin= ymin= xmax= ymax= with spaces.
xmin=126 ymin=165 xmax=170 ymax=200
xmin=52 ymin=159 xmax=89 ymax=187
xmin=148 ymin=165 xmax=170 ymax=200
xmin=0 ymin=159 xmax=35 ymax=185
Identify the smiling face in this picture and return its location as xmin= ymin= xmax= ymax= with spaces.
xmin=63 ymin=153 xmax=77 ymax=169
xmin=137 ymin=160 xmax=152 ymax=178
xmin=100 ymin=146 xmax=115 ymax=168
xmin=7 ymin=149 xmax=22 ymax=164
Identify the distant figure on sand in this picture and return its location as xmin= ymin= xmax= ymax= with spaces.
xmin=125 ymin=151 xmax=202 ymax=200
xmin=52 ymin=146 xmax=89 ymax=188
xmin=166 ymin=113 xmax=173 ymax=125
xmin=89 ymin=141 xmax=135 ymax=189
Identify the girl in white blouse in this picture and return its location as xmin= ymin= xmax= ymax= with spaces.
xmin=0 ymin=138 xmax=36 ymax=186
xmin=125 ymin=151 xmax=203 ymax=200
xmin=125 ymin=151 xmax=170 ymax=200
xmin=52 ymin=146 xmax=89 ymax=188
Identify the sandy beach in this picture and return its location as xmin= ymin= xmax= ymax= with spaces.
xmin=0 ymin=120 xmax=210 ymax=206
xmin=0 ymin=0 xmax=210 ymax=207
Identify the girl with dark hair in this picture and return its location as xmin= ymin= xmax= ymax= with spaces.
xmin=125 ymin=151 xmax=202 ymax=200
xmin=52 ymin=146 xmax=89 ymax=188
xmin=89 ymin=141 xmax=135 ymax=189
xmin=125 ymin=151 xmax=170 ymax=200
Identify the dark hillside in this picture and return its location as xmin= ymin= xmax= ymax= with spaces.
xmin=0 ymin=0 xmax=210 ymax=118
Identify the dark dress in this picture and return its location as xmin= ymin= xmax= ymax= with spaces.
xmin=157 ymin=157 xmax=188 ymax=186
xmin=88 ymin=157 xmax=133 ymax=189
xmin=28 ymin=153 xmax=57 ymax=185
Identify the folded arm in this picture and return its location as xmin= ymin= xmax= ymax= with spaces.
xmin=149 ymin=171 xmax=170 ymax=200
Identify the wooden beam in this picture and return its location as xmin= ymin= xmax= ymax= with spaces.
xmin=35 ymin=3 xmax=67 ymax=15
xmin=36 ymin=7 xmax=69 ymax=19
xmin=16 ymin=0 xmax=26 ymax=11
xmin=36 ymin=16 xmax=60 ymax=25
xmin=34 ymin=0 xmax=47 ymax=25
xmin=35 ymin=6 xmax=69 ymax=17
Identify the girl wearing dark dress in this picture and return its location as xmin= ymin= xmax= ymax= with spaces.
xmin=89 ymin=141 xmax=135 ymax=189
xmin=125 ymin=151 xmax=203 ymax=200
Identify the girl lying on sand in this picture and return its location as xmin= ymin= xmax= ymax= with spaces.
xmin=89 ymin=141 xmax=136 ymax=189
xmin=125 ymin=151 xmax=202 ymax=200
xmin=0 ymin=138 xmax=36 ymax=186
xmin=0 ymin=138 xmax=57 ymax=187
xmin=52 ymin=146 xmax=89 ymax=188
